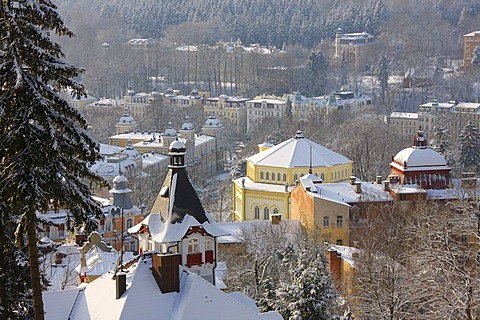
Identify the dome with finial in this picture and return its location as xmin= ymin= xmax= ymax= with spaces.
xmin=164 ymin=121 xmax=177 ymax=136
xmin=118 ymin=107 xmax=135 ymax=124
xmin=205 ymin=114 xmax=221 ymax=126
xmin=181 ymin=116 xmax=194 ymax=130
xmin=190 ymin=87 xmax=199 ymax=97
xmin=392 ymin=130 xmax=447 ymax=168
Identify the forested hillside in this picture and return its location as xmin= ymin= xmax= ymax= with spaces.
xmin=59 ymin=0 xmax=388 ymax=48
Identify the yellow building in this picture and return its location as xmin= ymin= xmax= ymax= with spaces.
xmin=204 ymin=95 xmax=249 ymax=134
xmin=464 ymin=31 xmax=480 ymax=70
xmin=246 ymin=98 xmax=287 ymax=132
xmin=335 ymin=28 xmax=376 ymax=72
xmin=232 ymin=130 xmax=353 ymax=222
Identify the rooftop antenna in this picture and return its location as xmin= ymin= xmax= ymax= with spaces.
xmin=309 ymin=145 xmax=313 ymax=174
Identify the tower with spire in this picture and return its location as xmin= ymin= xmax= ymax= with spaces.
xmin=128 ymin=140 xmax=227 ymax=284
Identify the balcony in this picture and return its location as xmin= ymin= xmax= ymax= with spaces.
xmin=186 ymin=253 xmax=203 ymax=267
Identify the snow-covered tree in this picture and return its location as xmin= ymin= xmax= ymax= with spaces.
xmin=472 ymin=46 xmax=480 ymax=65
xmin=458 ymin=121 xmax=480 ymax=172
xmin=0 ymin=213 xmax=33 ymax=319
xmin=275 ymin=240 xmax=337 ymax=320
xmin=374 ymin=51 xmax=391 ymax=107
xmin=0 ymin=1 xmax=104 ymax=319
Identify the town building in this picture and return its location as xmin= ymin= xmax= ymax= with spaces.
xmin=59 ymin=88 xmax=97 ymax=115
xmin=128 ymin=140 xmax=229 ymax=284
xmin=290 ymin=131 xmax=464 ymax=247
xmin=232 ymin=130 xmax=353 ymax=222
xmin=387 ymin=112 xmax=418 ymax=137
xmin=335 ymin=28 xmax=376 ymax=72
xmin=204 ymin=94 xmax=249 ymax=134
xmin=464 ymin=31 xmax=480 ymax=70
xmin=39 ymin=171 xmax=146 ymax=254
xmin=42 ymin=253 xmax=282 ymax=320
xmin=109 ymin=114 xmax=225 ymax=176
xmin=115 ymin=108 xmax=138 ymax=134
xmin=246 ymin=98 xmax=287 ymax=132
xmin=388 ymin=100 xmax=480 ymax=144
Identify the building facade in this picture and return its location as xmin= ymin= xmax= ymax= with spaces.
xmin=232 ymin=131 xmax=353 ymax=222
xmin=464 ymin=31 xmax=480 ymax=70
xmin=204 ymin=95 xmax=249 ymax=134
xmin=335 ymin=29 xmax=376 ymax=72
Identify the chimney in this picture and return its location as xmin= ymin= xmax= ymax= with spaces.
xmin=349 ymin=176 xmax=356 ymax=185
xmin=152 ymin=253 xmax=181 ymax=293
xmin=270 ymin=214 xmax=282 ymax=225
xmin=376 ymin=175 xmax=382 ymax=184
xmin=354 ymin=181 xmax=362 ymax=193
xmin=327 ymin=249 xmax=342 ymax=285
xmin=116 ymin=273 xmax=127 ymax=299
xmin=383 ymin=180 xmax=390 ymax=191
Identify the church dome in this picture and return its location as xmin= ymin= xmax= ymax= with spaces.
xmin=169 ymin=140 xmax=186 ymax=152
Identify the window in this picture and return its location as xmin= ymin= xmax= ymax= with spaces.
xmin=273 ymin=208 xmax=279 ymax=215
xmin=321 ymin=173 xmax=325 ymax=180
xmin=323 ymin=216 xmax=329 ymax=227
xmin=283 ymin=173 xmax=287 ymax=182
xmin=126 ymin=218 xmax=133 ymax=229
xmin=272 ymin=172 xmax=275 ymax=181
xmin=206 ymin=240 xmax=213 ymax=251
xmin=254 ymin=206 xmax=260 ymax=219
xmin=294 ymin=174 xmax=298 ymax=181
xmin=277 ymin=173 xmax=281 ymax=181
xmin=336 ymin=239 xmax=343 ymax=245
xmin=266 ymin=172 xmax=270 ymax=180
xmin=260 ymin=172 xmax=264 ymax=180
xmin=188 ymin=239 xmax=199 ymax=253
xmin=336 ymin=215 xmax=343 ymax=228
xmin=263 ymin=207 xmax=269 ymax=220
xmin=105 ymin=221 xmax=111 ymax=232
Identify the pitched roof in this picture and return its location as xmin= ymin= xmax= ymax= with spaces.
xmin=247 ymin=131 xmax=351 ymax=168
xmin=43 ymin=257 xmax=283 ymax=320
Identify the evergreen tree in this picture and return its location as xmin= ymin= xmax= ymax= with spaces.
xmin=374 ymin=51 xmax=391 ymax=107
xmin=0 ymin=211 xmax=33 ymax=319
xmin=308 ymin=50 xmax=328 ymax=96
xmin=458 ymin=121 xmax=480 ymax=172
xmin=430 ymin=126 xmax=449 ymax=155
xmin=275 ymin=241 xmax=337 ymax=320
xmin=0 ymin=1 xmax=104 ymax=319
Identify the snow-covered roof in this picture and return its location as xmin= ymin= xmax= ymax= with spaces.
xmin=100 ymin=143 xmax=124 ymax=156
xmin=330 ymin=245 xmax=361 ymax=267
xmin=392 ymin=147 xmax=448 ymax=169
xmin=247 ymin=131 xmax=352 ymax=169
xmin=43 ymin=257 xmax=283 ymax=320
xmin=464 ymin=31 xmax=480 ymax=37
xmin=204 ymin=114 xmax=222 ymax=126
xmin=303 ymin=179 xmax=393 ymax=205
xmin=216 ymin=220 xmax=301 ymax=244
xmin=390 ymin=112 xmax=418 ymax=119
xmin=233 ymin=177 xmax=294 ymax=194
xmin=247 ymin=98 xmax=287 ymax=105
xmin=142 ymin=152 xmax=168 ymax=168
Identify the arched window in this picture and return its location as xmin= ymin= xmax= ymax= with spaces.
xmin=260 ymin=172 xmax=264 ymax=180
xmin=254 ymin=206 xmax=260 ymax=219
xmin=263 ymin=207 xmax=269 ymax=220
xmin=283 ymin=173 xmax=287 ymax=182
xmin=272 ymin=172 xmax=275 ymax=181
xmin=273 ymin=208 xmax=279 ymax=215
xmin=294 ymin=174 xmax=298 ymax=182
xmin=321 ymin=173 xmax=325 ymax=180
xmin=277 ymin=173 xmax=281 ymax=181
xmin=188 ymin=239 xmax=199 ymax=253
xmin=266 ymin=172 xmax=270 ymax=180
xmin=126 ymin=218 xmax=133 ymax=229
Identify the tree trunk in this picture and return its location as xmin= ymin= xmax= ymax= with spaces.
xmin=26 ymin=212 xmax=44 ymax=320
